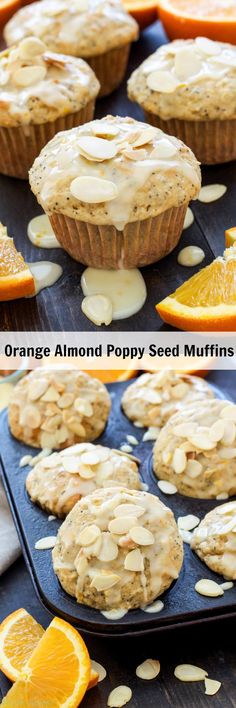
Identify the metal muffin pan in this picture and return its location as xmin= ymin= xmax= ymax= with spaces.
xmin=1 ymin=379 xmax=236 ymax=637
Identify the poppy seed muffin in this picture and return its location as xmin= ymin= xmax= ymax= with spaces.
xmin=52 ymin=486 xmax=183 ymax=610
xmin=9 ymin=369 xmax=111 ymax=449
xmin=0 ymin=39 xmax=99 ymax=179
xmin=128 ymin=37 xmax=236 ymax=164
xmin=191 ymin=502 xmax=236 ymax=579
xmin=26 ymin=443 xmax=141 ymax=517
xmin=153 ymin=398 xmax=236 ymax=499
xmin=29 ymin=115 xmax=201 ymax=269
xmin=4 ymin=0 xmax=139 ymax=97
xmin=122 ymin=371 xmax=213 ymax=429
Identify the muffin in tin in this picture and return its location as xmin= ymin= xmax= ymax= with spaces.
xmin=191 ymin=502 xmax=236 ymax=580
xmin=29 ymin=115 xmax=201 ymax=269
xmin=26 ymin=443 xmax=141 ymax=517
xmin=122 ymin=371 xmax=213 ymax=429
xmin=153 ymin=398 xmax=236 ymax=499
xmin=4 ymin=0 xmax=139 ymax=98
xmin=128 ymin=37 xmax=236 ymax=164
xmin=9 ymin=369 xmax=111 ymax=449
xmin=0 ymin=38 xmax=99 ymax=179
xmin=52 ymin=486 xmax=183 ymax=610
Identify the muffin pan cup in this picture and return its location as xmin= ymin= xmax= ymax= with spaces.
xmin=1 ymin=379 xmax=236 ymax=637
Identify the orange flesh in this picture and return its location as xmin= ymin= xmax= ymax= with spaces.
xmin=0 ymin=238 xmax=35 ymax=300
xmin=158 ymin=0 xmax=236 ymax=42
xmin=0 ymin=611 xmax=44 ymax=681
xmin=169 ymin=259 xmax=236 ymax=307
xmin=161 ymin=0 xmax=236 ymax=18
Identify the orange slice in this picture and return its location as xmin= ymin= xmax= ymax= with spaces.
xmin=156 ymin=246 xmax=236 ymax=331
xmin=0 ymin=224 xmax=35 ymax=301
xmin=122 ymin=0 xmax=157 ymax=28
xmin=225 ymin=227 xmax=236 ymax=249
xmin=1 ymin=616 xmax=91 ymax=708
xmin=84 ymin=369 xmax=137 ymax=383
xmin=0 ymin=0 xmax=21 ymax=28
xmin=0 ymin=609 xmax=44 ymax=683
xmin=158 ymin=0 xmax=236 ymax=43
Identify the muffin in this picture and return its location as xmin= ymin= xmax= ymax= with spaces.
xmin=26 ymin=443 xmax=141 ymax=517
xmin=4 ymin=0 xmax=139 ymax=98
xmin=29 ymin=115 xmax=201 ymax=269
xmin=122 ymin=371 xmax=213 ymax=429
xmin=191 ymin=502 xmax=236 ymax=580
xmin=52 ymin=486 xmax=183 ymax=610
xmin=128 ymin=37 xmax=236 ymax=164
xmin=9 ymin=369 xmax=111 ymax=449
xmin=0 ymin=39 xmax=99 ymax=179
xmin=153 ymin=398 xmax=236 ymax=499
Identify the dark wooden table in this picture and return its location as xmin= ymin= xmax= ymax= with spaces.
xmin=1 ymin=21 xmax=236 ymax=332
xmin=1 ymin=370 xmax=236 ymax=707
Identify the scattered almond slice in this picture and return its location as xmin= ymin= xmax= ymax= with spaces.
xmin=114 ymin=504 xmax=145 ymax=518
xmin=126 ymin=434 xmax=138 ymax=445
xmin=78 ymin=524 xmax=101 ymax=546
xmin=147 ymin=69 xmax=179 ymax=93
xmin=177 ymin=246 xmax=205 ymax=267
xmin=174 ymin=664 xmax=208 ymax=682
xmin=77 ymin=136 xmax=118 ymax=162
xmin=120 ymin=444 xmax=133 ymax=453
xmin=221 ymin=581 xmax=233 ymax=590
xmin=81 ymin=294 xmax=113 ymax=327
xmin=108 ymin=517 xmax=136 ymax=535
xmin=90 ymin=573 xmax=120 ymax=591
xmin=216 ymin=492 xmax=229 ymax=500
xmin=35 ymin=536 xmax=57 ymax=550
xmin=204 ymin=678 xmax=221 ymax=695
xmin=151 ymin=139 xmax=177 ymax=159
xmin=132 ymin=127 xmax=156 ymax=147
xmin=183 ymin=207 xmax=194 ymax=230
xmin=122 ymin=148 xmax=147 ymax=161
xmin=129 ymin=526 xmax=154 ymax=546
xmin=13 ymin=65 xmax=47 ymax=87
xmin=107 ymin=685 xmax=132 ymax=707
xmin=197 ymin=184 xmax=227 ymax=203
xmin=19 ymin=454 xmax=33 ymax=468
xmin=195 ymin=37 xmax=221 ymax=56
xmin=124 ymin=548 xmax=144 ymax=571
xmin=174 ymin=48 xmax=202 ymax=79
xmin=179 ymin=529 xmax=193 ymax=544
xmin=18 ymin=37 xmax=46 ymax=60
xmin=101 ymin=609 xmax=128 ymax=620
xmin=136 ymin=659 xmax=160 ymax=680
xmin=70 ymin=176 xmax=118 ymax=203
xmin=157 ymin=480 xmax=177 ymax=494
xmin=142 ymin=427 xmax=160 ymax=441
xmin=91 ymin=660 xmax=107 ymax=682
xmin=91 ymin=122 xmax=120 ymax=138
xmin=141 ymin=600 xmax=164 ymax=613
xmin=195 ymin=579 xmax=224 ymax=597
xmin=178 ymin=515 xmax=200 ymax=531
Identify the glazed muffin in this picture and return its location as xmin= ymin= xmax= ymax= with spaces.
xmin=52 ymin=486 xmax=183 ymax=610
xmin=26 ymin=443 xmax=141 ymax=517
xmin=4 ymin=0 xmax=138 ymax=98
xmin=0 ymin=39 xmax=99 ymax=179
xmin=191 ymin=502 xmax=236 ymax=580
xmin=153 ymin=398 xmax=236 ymax=499
xmin=128 ymin=37 xmax=236 ymax=164
xmin=9 ymin=369 xmax=111 ymax=449
xmin=122 ymin=371 xmax=213 ymax=429
xmin=29 ymin=115 xmax=201 ymax=269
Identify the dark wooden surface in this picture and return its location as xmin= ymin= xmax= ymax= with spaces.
xmin=1 ymin=370 xmax=236 ymax=706
xmin=0 ymin=21 xmax=236 ymax=332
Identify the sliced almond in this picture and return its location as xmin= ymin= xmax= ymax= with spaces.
xmin=147 ymin=69 xmax=179 ymax=93
xmin=195 ymin=37 xmax=221 ymax=56
xmin=178 ymin=515 xmax=200 ymax=531
xmin=70 ymin=176 xmax=118 ymax=203
xmin=80 ymin=451 xmax=100 ymax=466
xmin=66 ymin=419 xmax=86 ymax=436
xmin=114 ymin=504 xmax=145 ymax=518
xmin=151 ymin=139 xmax=177 ymax=160
xmin=57 ymin=393 xmax=74 ymax=409
xmin=145 ymin=389 xmax=162 ymax=404
xmin=172 ymin=448 xmax=187 ymax=474
xmin=18 ymin=37 xmax=46 ymax=60
xmin=13 ymin=65 xmax=47 ymax=87
xmin=198 ymin=184 xmax=227 ymax=204
xmin=174 ymin=48 xmax=202 ymax=80
xmin=97 ymin=532 xmax=118 ymax=562
xmin=90 ymin=573 xmax=120 ymax=592
xmin=183 ymin=207 xmax=194 ymax=230
xmin=91 ymin=659 xmax=107 ymax=682
xmin=204 ymin=678 xmax=221 ymax=695
xmin=162 ymin=451 xmax=172 ymax=465
xmin=122 ymin=148 xmax=147 ymax=161
xmin=91 ymin=122 xmax=120 ymax=138
xmin=179 ymin=529 xmax=193 ymax=544
xmin=109 ymin=517 xmax=137 ymax=535
xmin=221 ymin=581 xmax=233 ymax=590
xmin=56 ymin=425 xmax=69 ymax=444
xmin=136 ymin=658 xmax=160 ymax=680
xmin=41 ymin=385 xmax=60 ymax=403
xmin=220 ymin=405 xmax=236 ymax=422
xmin=35 ymin=536 xmax=57 ymax=550
xmin=77 ymin=136 xmax=118 ymax=162
xmin=219 ymin=447 xmax=236 ymax=459
xmin=107 ymin=685 xmax=132 ymax=707
xmin=19 ymin=454 xmax=33 ymax=467
xmin=174 ymin=664 xmax=208 ymax=682
xmin=79 ymin=464 xmax=96 ymax=479
xmin=20 ymin=405 xmax=41 ymax=429
xmin=61 ymin=456 xmax=80 ymax=473
xmin=28 ymin=378 xmax=49 ymax=401
xmin=132 ymin=127 xmax=156 ymax=148
xmin=124 ymin=548 xmax=144 ymax=571
xmin=187 ymin=434 xmax=215 ymax=451
xmin=157 ymin=480 xmax=177 ymax=494
xmin=186 ymin=459 xmax=203 ymax=478
xmin=142 ymin=600 xmax=164 ymax=613
xmin=142 ymin=427 xmax=160 ymax=442
xmin=78 ymin=524 xmax=101 ymax=546
xmin=195 ymin=579 xmax=224 ymax=597
xmin=172 ymin=382 xmax=190 ymax=399
xmin=74 ymin=397 xmax=93 ymax=417
xmin=222 ymin=421 xmax=236 ymax=445
xmin=173 ymin=423 xmax=197 ymax=437
xmin=209 ymin=420 xmax=225 ymax=442
xmin=129 ymin=526 xmax=154 ymax=546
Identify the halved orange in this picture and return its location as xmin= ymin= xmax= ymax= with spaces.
xmin=1 ymin=616 xmax=91 ymax=708
xmin=123 ymin=0 xmax=157 ymax=28
xmin=158 ymin=0 xmax=236 ymax=43
xmin=0 ymin=0 xmax=21 ymax=28
xmin=156 ymin=246 xmax=236 ymax=331
xmin=0 ymin=609 xmax=44 ymax=682
xmin=225 ymin=227 xmax=236 ymax=249
xmin=0 ymin=224 xmax=35 ymax=301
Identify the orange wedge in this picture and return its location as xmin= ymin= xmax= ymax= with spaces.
xmin=1 ymin=616 xmax=91 ymax=708
xmin=156 ymin=246 xmax=236 ymax=331
xmin=0 ymin=224 xmax=35 ymax=301
xmin=158 ymin=0 xmax=236 ymax=43
xmin=225 ymin=227 xmax=236 ymax=249
xmin=0 ymin=0 xmax=21 ymax=28
xmin=123 ymin=0 xmax=157 ymax=28
xmin=84 ymin=369 xmax=137 ymax=383
xmin=0 ymin=609 xmax=44 ymax=683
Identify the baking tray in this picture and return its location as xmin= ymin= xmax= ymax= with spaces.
xmin=0 ymin=21 xmax=236 ymax=332
xmin=1 ymin=378 xmax=236 ymax=637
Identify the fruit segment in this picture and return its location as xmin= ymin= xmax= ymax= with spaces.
xmin=0 ymin=608 xmax=44 ymax=682
xmin=158 ymin=0 xmax=236 ymax=43
xmin=225 ymin=227 xmax=236 ymax=248
xmin=0 ymin=224 xmax=35 ymax=301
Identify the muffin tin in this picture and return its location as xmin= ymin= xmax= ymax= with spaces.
xmin=1 ymin=378 xmax=236 ymax=637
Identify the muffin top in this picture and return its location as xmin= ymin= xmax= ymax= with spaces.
xmin=153 ymin=398 xmax=236 ymax=499
xmin=128 ymin=37 xmax=236 ymax=121
xmin=29 ymin=115 xmax=201 ymax=230
xmin=52 ymin=486 xmax=183 ymax=610
xmin=0 ymin=38 xmax=99 ymax=128
xmin=26 ymin=442 xmax=141 ymax=517
xmin=122 ymin=371 xmax=213 ymax=428
xmin=4 ymin=0 xmax=138 ymax=58
xmin=191 ymin=502 xmax=236 ymax=580
xmin=9 ymin=368 xmax=111 ymax=449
